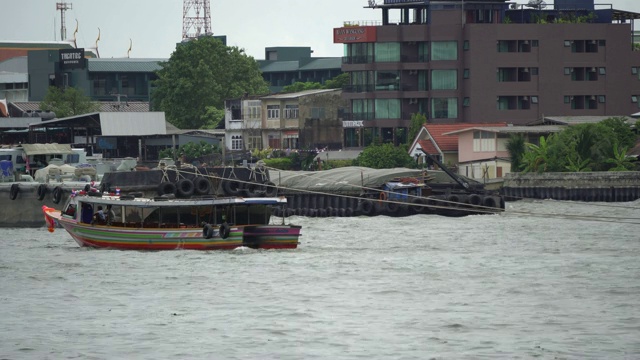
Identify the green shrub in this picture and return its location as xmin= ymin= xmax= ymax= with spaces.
xmin=264 ymin=157 xmax=293 ymax=170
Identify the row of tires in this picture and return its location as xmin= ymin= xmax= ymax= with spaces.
xmin=9 ymin=183 xmax=66 ymax=204
xmin=502 ymin=186 xmax=640 ymax=202
xmin=154 ymin=177 xmax=279 ymax=198
xmin=270 ymin=194 xmax=505 ymax=218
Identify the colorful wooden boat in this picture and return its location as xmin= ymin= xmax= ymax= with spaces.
xmin=42 ymin=193 xmax=301 ymax=250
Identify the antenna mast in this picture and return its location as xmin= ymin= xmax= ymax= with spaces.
xmin=56 ymin=2 xmax=73 ymax=41
xmin=182 ymin=0 xmax=212 ymax=40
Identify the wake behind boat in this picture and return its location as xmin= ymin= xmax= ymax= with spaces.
xmin=42 ymin=193 xmax=301 ymax=250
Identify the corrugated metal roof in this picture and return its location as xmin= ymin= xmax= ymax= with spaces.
xmin=443 ymin=125 xmax=564 ymax=135
xmin=0 ymin=56 xmax=28 ymax=73
xmin=12 ymin=101 xmax=150 ymax=113
xmin=0 ymin=72 xmax=28 ymax=83
xmin=260 ymin=61 xmax=300 ymax=72
xmin=261 ymin=89 xmax=338 ymax=99
xmin=299 ymin=58 xmax=342 ymax=71
xmin=99 ymin=112 xmax=167 ymax=136
xmin=529 ymin=115 xmax=634 ymax=126
xmin=88 ymin=58 xmax=164 ymax=73
xmin=0 ymin=117 xmax=34 ymax=128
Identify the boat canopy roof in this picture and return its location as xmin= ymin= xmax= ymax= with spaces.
xmin=21 ymin=143 xmax=73 ymax=156
xmin=73 ymin=195 xmax=287 ymax=208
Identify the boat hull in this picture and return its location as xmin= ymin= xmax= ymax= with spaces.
xmin=44 ymin=207 xmax=300 ymax=251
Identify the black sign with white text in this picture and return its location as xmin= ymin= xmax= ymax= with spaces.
xmin=59 ymin=48 xmax=86 ymax=70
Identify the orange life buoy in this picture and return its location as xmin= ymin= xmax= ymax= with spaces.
xmin=378 ymin=191 xmax=387 ymax=205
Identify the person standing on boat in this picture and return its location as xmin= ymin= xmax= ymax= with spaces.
xmin=81 ymin=203 xmax=93 ymax=224
xmin=95 ymin=206 xmax=106 ymax=223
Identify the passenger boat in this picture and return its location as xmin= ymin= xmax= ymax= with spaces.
xmin=42 ymin=193 xmax=301 ymax=250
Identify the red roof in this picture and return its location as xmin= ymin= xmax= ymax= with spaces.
xmin=424 ymin=123 xmax=507 ymax=152
xmin=417 ymin=139 xmax=439 ymax=155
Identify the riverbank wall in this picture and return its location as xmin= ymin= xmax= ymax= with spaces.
xmin=501 ymin=172 xmax=640 ymax=202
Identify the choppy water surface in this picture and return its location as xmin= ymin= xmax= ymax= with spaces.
xmin=1 ymin=200 xmax=639 ymax=359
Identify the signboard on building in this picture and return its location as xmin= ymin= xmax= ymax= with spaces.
xmin=333 ymin=26 xmax=377 ymax=44
xmin=59 ymin=48 xmax=86 ymax=70
xmin=343 ymin=120 xmax=364 ymax=128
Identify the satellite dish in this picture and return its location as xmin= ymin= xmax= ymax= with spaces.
xmin=526 ymin=0 xmax=547 ymax=10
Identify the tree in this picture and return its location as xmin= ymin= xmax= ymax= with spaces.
xmin=323 ymin=73 xmax=350 ymax=89
xmin=506 ymin=134 xmax=526 ymax=172
xmin=152 ymin=36 xmax=269 ymax=129
xmin=281 ymin=82 xmax=323 ymax=93
xmin=281 ymin=73 xmax=350 ymax=93
xmin=521 ymin=135 xmax=553 ymax=173
xmin=605 ymin=141 xmax=636 ymax=171
xmin=355 ymin=143 xmax=415 ymax=169
xmin=40 ymin=86 xmax=100 ymax=118
xmin=408 ymin=113 xmax=426 ymax=145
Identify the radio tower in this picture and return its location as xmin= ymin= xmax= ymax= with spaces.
xmin=56 ymin=2 xmax=72 ymax=41
xmin=182 ymin=0 xmax=212 ymax=40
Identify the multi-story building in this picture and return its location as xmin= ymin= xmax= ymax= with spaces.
xmin=334 ymin=0 xmax=640 ymax=147
xmin=224 ymin=89 xmax=348 ymax=151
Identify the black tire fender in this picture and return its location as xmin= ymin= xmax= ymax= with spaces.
xmin=410 ymin=197 xmax=427 ymax=214
xmin=222 ymin=180 xmax=243 ymax=196
xmin=219 ymin=222 xmax=230 ymax=239
xmin=203 ymin=224 xmax=213 ymax=239
xmin=360 ymin=199 xmax=375 ymax=216
xmin=52 ymin=186 xmax=63 ymax=204
xmin=263 ymin=181 xmax=278 ymax=197
xmin=10 ymin=183 xmax=19 ymax=200
xmin=176 ymin=179 xmax=194 ymax=198
xmin=37 ymin=184 xmax=47 ymax=201
xmin=193 ymin=177 xmax=211 ymax=195
xmin=157 ymin=181 xmax=177 ymax=196
xmin=483 ymin=196 xmax=498 ymax=208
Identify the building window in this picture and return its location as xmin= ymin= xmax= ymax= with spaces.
xmin=246 ymin=135 xmax=262 ymax=151
xmin=431 ymin=98 xmax=458 ymax=119
xmin=531 ymin=68 xmax=539 ymax=75
xmin=431 ymin=70 xmax=457 ymax=90
xmin=532 ymin=40 xmax=539 ymax=47
xmin=568 ymin=40 xmax=599 ymax=53
xmin=231 ymin=135 xmax=243 ymax=150
xmin=376 ymin=70 xmax=400 ymax=90
xmin=267 ymin=105 xmax=280 ymax=119
xmin=463 ymin=97 xmax=470 ymax=107
xmin=311 ymin=107 xmax=326 ymax=119
xmin=431 ymin=41 xmax=457 ymax=60
xmin=375 ymin=42 xmax=401 ymax=62
xmin=599 ymin=67 xmax=606 ymax=75
xmin=284 ymin=105 xmax=298 ymax=119
xmin=632 ymin=95 xmax=638 ymax=103
xmin=473 ymin=131 xmax=495 ymax=152
xmin=375 ymin=99 xmax=401 ymax=119
xmin=632 ymin=67 xmax=638 ymax=75
xmin=598 ymin=95 xmax=605 ymax=103
xmin=247 ymin=101 xmax=261 ymax=119
xmin=564 ymin=67 xmax=571 ymax=76
xmin=497 ymin=40 xmax=531 ymax=53
xmin=463 ymin=69 xmax=470 ymax=79
xmin=418 ymin=42 xmax=429 ymax=62
xmin=463 ymin=40 xmax=469 ymax=50
xmin=531 ymin=96 xmax=539 ymax=104
xmin=497 ymin=96 xmax=531 ymax=110
xmin=567 ymin=95 xmax=599 ymax=109
xmin=351 ymin=99 xmax=374 ymax=121
xmin=345 ymin=43 xmax=374 ymax=64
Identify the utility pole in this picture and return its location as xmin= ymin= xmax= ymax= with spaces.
xmin=56 ymin=2 xmax=72 ymax=41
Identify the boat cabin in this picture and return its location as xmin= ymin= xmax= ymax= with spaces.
xmin=63 ymin=195 xmax=286 ymax=229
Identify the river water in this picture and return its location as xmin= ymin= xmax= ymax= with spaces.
xmin=1 ymin=200 xmax=639 ymax=360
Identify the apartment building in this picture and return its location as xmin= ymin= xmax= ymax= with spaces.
xmin=333 ymin=0 xmax=640 ymax=146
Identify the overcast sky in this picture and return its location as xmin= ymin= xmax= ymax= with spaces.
xmin=2 ymin=0 xmax=640 ymax=60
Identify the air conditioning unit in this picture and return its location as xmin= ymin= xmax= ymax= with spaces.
xmin=523 ymin=96 xmax=529 ymax=101
xmin=409 ymin=70 xmax=418 ymax=75
xmin=409 ymin=98 xmax=418 ymax=104
xmin=590 ymin=95 xmax=596 ymax=100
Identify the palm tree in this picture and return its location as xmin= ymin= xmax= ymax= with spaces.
xmin=506 ymin=134 xmax=526 ymax=173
